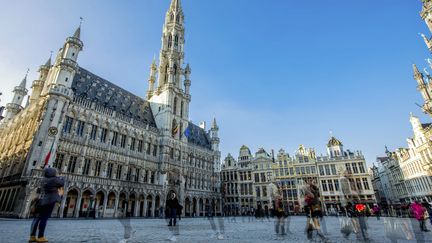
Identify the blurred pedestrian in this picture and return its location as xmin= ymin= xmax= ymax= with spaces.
xmin=421 ymin=199 xmax=432 ymax=226
xmin=302 ymin=179 xmax=327 ymax=241
xmin=372 ymin=204 xmax=381 ymax=220
xmin=29 ymin=167 xmax=65 ymax=243
xmin=167 ymin=192 xmax=180 ymax=226
xmin=411 ymin=200 xmax=429 ymax=232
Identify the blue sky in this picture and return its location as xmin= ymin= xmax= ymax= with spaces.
xmin=0 ymin=0 xmax=430 ymax=166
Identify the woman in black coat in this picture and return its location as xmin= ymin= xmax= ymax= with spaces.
xmin=29 ymin=167 xmax=65 ymax=242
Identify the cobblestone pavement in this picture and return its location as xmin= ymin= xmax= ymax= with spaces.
xmin=1 ymin=216 xmax=432 ymax=243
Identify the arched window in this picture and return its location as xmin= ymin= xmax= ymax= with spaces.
xmin=174 ymin=35 xmax=179 ymax=48
xmin=168 ymin=34 xmax=172 ymax=48
xmin=170 ymin=13 xmax=174 ymax=21
xmin=173 ymin=64 xmax=177 ymax=83
xmin=176 ymin=15 xmax=180 ymax=22
xmin=164 ymin=64 xmax=169 ymax=83
xmin=173 ymin=97 xmax=178 ymax=115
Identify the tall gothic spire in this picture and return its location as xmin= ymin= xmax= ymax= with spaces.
xmin=169 ymin=0 xmax=182 ymax=12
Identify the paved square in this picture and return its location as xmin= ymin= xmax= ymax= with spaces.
xmin=1 ymin=216 xmax=431 ymax=243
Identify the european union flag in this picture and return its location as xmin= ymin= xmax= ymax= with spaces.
xmin=184 ymin=125 xmax=191 ymax=139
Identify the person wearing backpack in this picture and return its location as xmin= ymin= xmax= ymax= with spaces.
xmin=29 ymin=167 xmax=65 ymax=242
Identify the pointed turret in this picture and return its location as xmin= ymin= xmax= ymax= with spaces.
xmin=42 ymin=22 xmax=83 ymax=97
xmin=30 ymin=55 xmax=52 ymax=103
xmin=2 ymin=71 xmax=29 ymax=122
xmin=147 ymin=58 xmax=157 ymax=99
xmin=421 ymin=33 xmax=432 ymax=51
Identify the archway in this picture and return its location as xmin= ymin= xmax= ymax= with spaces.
xmin=155 ymin=195 xmax=161 ymax=217
xmin=105 ymin=191 xmax=117 ymax=217
xmin=64 ymin=189 xmax=79 ymax=218
xmin=192 ymin=198 xmax=197 ymax=217
xmin=139 ymin=194 xmax=145 ymax=217
xmin=199 ymin=198 xmax=204 ymax=216
xmin=129 ymin=193 xmax=136 ymax=217
xmin=95 ymin=191 xmax=105 ymax=218
xmin=146 ymin=195 xmax=153 ymax=217
xmin=119 ymin=192 xmax=127 ymax=217
xmin=79 ymin=189 xmax=95 ymax=217
xmin=185 ymin=198 xmax=191 ymax=216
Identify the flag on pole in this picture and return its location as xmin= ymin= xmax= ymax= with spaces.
xmin=184 ymin=125 xmax=191 ymax=139
xmin=44 ymin=141 xmax=55 ymax=168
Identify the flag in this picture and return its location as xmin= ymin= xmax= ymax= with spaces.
xmin=44 ymin=141 xmax=55 ymax=168
xmin=172 ymin=124 xmax=179 ymax=136
xmin=184 ymin=125 xmax=191 ymax=139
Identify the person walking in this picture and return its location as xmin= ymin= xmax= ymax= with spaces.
xmin=421 ymin=199 xmax=432 ymax=226
xmin=303 ymin=179 xmax=327 ymax=241
xmin=167 ymin=192 xmax=180 ymax=227
xmin=29 ymin=167 xmax=65 ymax=243
xmin=411 ymin=200 xmax=429 ymax=232
xmin=372 ymin=204 xmax=381 ymax=220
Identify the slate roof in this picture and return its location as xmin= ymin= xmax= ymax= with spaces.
xmin=187 ymin=123 xmax=211 ymax=149
xmin=71 ymin=67 xmax=157 ymax=128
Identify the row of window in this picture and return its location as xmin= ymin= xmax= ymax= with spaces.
xmin=53 ymin=153 xmax=156 ymax=183
xmin=63 ymin=116 xmax=158 ymax=156
xmin=345 ymin=162 xmax=366 ymax=174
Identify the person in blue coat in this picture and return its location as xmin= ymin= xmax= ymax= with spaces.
xmin=29 ymin=167 xmax=65 ymax=243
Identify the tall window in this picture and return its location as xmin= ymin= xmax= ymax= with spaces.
xmin=331 ymin=164 xmax=337 ymax=175
xmin=126 ymin=167 xmax=132 ymax=181
xmin=120 ymin=134 xmax=126 ymax=148
xmin=76 ymin=120 xmax=85 ymax=137
xmin=164 ymin=64 xmax=169 ymax=83
xmin=153 ymin=145 xmax=158 ymax=156
xmin=358 ymin=162 xmax=366 ymax=173
xmin=83 ymin=159 xmax=91 ymax=175
xmin=327 ymin=180 xmax=334 ymax=191
xmin=352 ymin=163 xmax=359 ymax=174
xmin=355 ymin=178 xmax=363 ymax=191
xmin=107 ymin=163 xmax=113 ymax=178
xmin=255 ymin=186 xmax=261 ymax=197
xmin=67 ymin=156 xmax=77 ymax=173
xmin=174 ymin=64 xmax=178 ymax=83
xmin=362 ymin=178 xmax=370 ymax=190
xmin=111 ymin=131 xmax=118 ymax=146
xmin=90 ymin=125 xmax=97 ymax=140
xmin=180 ymin=101 xmax=184 ymax=118
xmin=151 ymin=171 xmax=155 ymax=184
xmin=173 ymin=97 xmax=178 ymax=115
xmin=130 ymin=138 xmax=136 ymax=151
xmin=53 ymin=153 xmax=65 ymax=171
xmin=262 ymin=186 xmax=267 ymax=197
xmin=168 ymin=34 xmax=172 ymax=48
xmin=116 ymin=165 xmax=123 ymax=180
xmin=94 ymin=161 xmax=102 ymax=177
xmin=345 ymin=163 xmax=352 ymax=174
xmin=63 ymin=116 xmax=73 ymax=134
xmin=325 ymin=165 xmax=330 ymax=175
xmin=100 ymin=128 xmax=108 ymax=143
xmin=174 ymin=35 xmax=179 ymax=48
xmin=135 ymin=168 xmax=140 ymax=182
xmin=254 ymin=173 xmax=259 ymax=183
xmin=138 ymin=140 xmax=143 ymax=153
xmin=321 ymin=180 xmax=328 ymax=191
xmin=333 ymin=179 xmax=340 ymax=191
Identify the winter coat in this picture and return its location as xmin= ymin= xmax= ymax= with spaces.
xmin=166 ymin=197 xmax=179 ymax=210
xmin=410 ymin=202 xmax=426 ymax=221
xmin=39 ymin=168 xmax=65 ymax=206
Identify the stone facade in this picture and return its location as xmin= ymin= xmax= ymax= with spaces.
xmin=221 ymin=138 xmax=376 ymax=216
xmin=0 ymin=0 xmax=222 ymax=218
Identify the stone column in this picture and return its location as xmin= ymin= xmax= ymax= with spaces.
xmin=102 ymin=194 xmax=108 ymax=218
xmin=151 ymin=198 xmax=156 ymax=217
xmin=114 ymin=194 xmax=120 ymax=218
xmin=74 ymin=194 xmax=83 ymax=218
xmin=59 ymin=193 xmax=67 ymax=218
xmin=147 ymin=171 xmax=152 ymax=184
xmin=143 ymin=196 xmax=148 ymax=217
xmin=134 ymin=199 xmax=139 ymax=217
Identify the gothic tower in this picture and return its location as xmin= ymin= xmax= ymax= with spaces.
xmin=29 ymin=56 xmax=51 ymax=104
xmin=26 ymin=25 xmax=83 ymax=171
xmin=149 ymin=0 xmax=191 ymax=141
xmin=2 ymin=72 xmax=28 ymax=122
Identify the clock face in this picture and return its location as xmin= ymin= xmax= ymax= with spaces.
xmin=48 ymin=127 xmax=58 ymax=137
